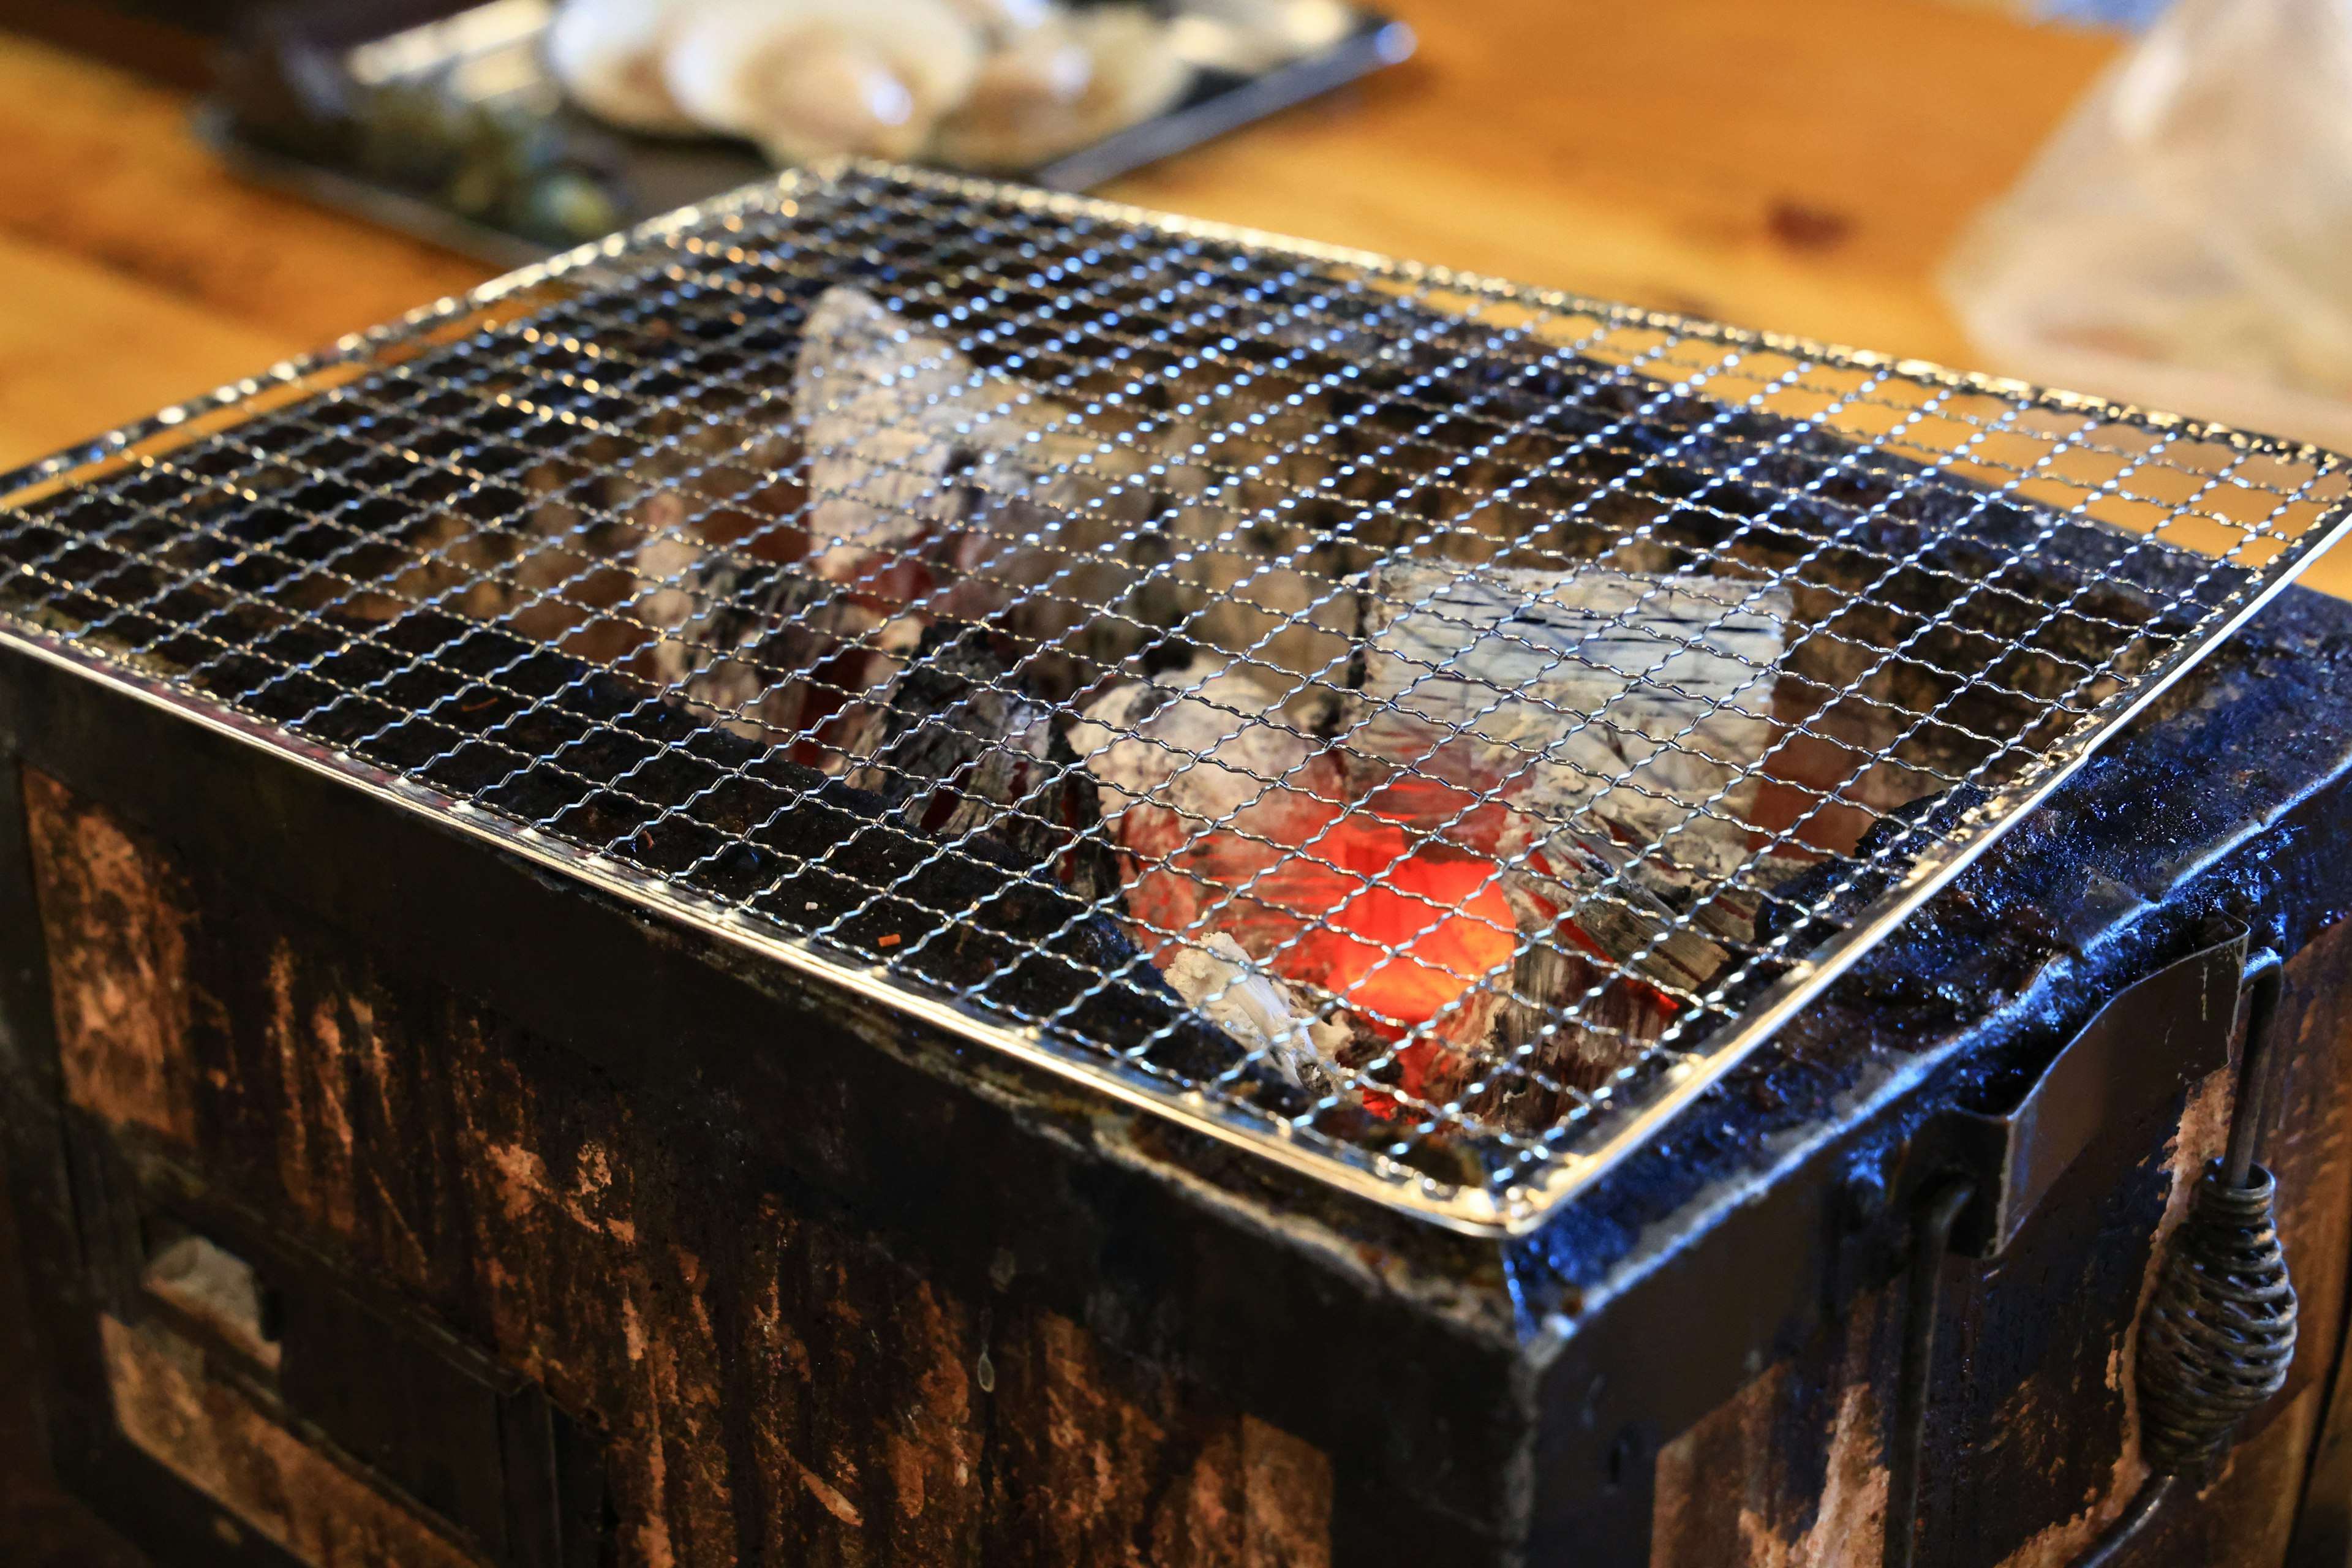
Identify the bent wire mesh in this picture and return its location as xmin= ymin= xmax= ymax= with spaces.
xmin=2 ymin=165 xmax=2346 ymax=1234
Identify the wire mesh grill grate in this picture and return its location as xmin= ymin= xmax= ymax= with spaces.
xmin=3 ymin=165 xmax=2346 ymax=1233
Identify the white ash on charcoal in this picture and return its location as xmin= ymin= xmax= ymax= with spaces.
xmin=633 ymin=284 xmax=1072 ymax=747
xmin=1498 ymin=826 xmax=1728 ymax=997
xmin=1067 ymin=650 xmax=1344 ymax=956
xmin=637 ymin=528 xmax=919 ymax=749
xmin=634 ymin=284 xmax=1243 ymax=745
xmin=1555 ymin=823 xmax=1819 ymax=953
xmin=1160 ymin=935 xmax=1348 ymax=1094
xmin=1352 ymin=560 xmax=1790 ymax=882
xmin=636 ymin=283 xmax=1371 ymax=759
xmin=619 ymin=288 xmax=1817 ymax=1114
xmin=793 ymin=285 xmax=1087 ymax=582
xmin=1324 ymin=562 xmax=1798 ymax=1114
xmin=1480 ymin=879 xmax=1682 ymax=1102
xmin=1049 ymin=560 xmax=1835 ymax=1121
xmin=791 ymin=283 xmax=1250 ymax=670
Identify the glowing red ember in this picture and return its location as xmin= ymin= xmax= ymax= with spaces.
xmin=1117 ymin=790 xmax=1517 ymax=1095
xmin=1074 ymin=658 xmax=1526 ymax=1107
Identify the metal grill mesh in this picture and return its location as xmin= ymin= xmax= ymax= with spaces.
xmin=4 ymin=165 xmax=2346 ymax=1232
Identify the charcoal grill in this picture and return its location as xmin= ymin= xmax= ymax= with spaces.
xmin=7 ymin=164 xmax=2352 ymax=1568
xmin=1 ymin=165 xmax=2345 ymax=1234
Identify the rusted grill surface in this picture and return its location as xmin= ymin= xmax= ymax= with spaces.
xmin=2 ymin=165 xmax=2346 ymax=1232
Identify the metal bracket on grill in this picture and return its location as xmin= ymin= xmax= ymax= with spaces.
xmin=1884 ymin=927 xmax=2298 ymax=1567
xmin=1939 ymin=927 xmax=2247 ymax=1260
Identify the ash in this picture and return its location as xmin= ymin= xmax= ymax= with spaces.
xmin=1354 ymin=560 xmax=1789 ymax=883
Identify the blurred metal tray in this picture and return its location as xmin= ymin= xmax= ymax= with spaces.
xmin=202 ymin=0 xmax=1415 ymax=267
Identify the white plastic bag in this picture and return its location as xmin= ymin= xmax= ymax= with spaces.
xmin=1943 ymin=0 xmax=2352 ymax=447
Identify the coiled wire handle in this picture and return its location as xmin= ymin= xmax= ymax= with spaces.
xmin=2136 ymin=1163 xmax=2298 ymax=1472
xmin=2077 ymin=948 xmax=2296 ymax=1566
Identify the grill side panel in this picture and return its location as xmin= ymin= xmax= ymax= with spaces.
xmin=1634 ymin=912 xmax=2352 ymax=1568
xmin=0 ymin=638 xmax=1532 ymax=1566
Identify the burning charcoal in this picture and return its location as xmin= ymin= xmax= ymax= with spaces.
xmin=794 ymin=284 xmax=1067 ymax=580
xmin=635 ymin=283 xmax=1186 ymax=745
xmin=1396 ymin=863 xmax=1684 ymax=1118
xmin=1354 ymin=561 xmax=1790 ymax=881
xmin=633 ymin=283 xmax=1076 ymax=752
xmin=1503 ymin=846 xmax=1726 ymax=1001
xmin=789 ymin=287 xmax=1359 ymax=682
xmin=1071 ymin=651 xmax=1518 ymax=1100
xmin=1161 ymin=934 xmax=1348 ymax=1093
xmin=1490 ymin=944 xmax=1677 ymax=1099
xmin=635 ymin=283 xmax=1356 ymax=757
xmin=639 ymin=536 xmax=882 ymax=741
xmin=1327 ymin=562 xmax=1796 ymax=1110
xmin=619 ymin=296 xmax=1809 ymax=1121
xmin=1068 ymin=650 xmax=1339 ymax=954
xmin=795 ymin=282 xmax=1197 ymax=672
xmin=1030 ymin=725 xmax=1129 ymax=907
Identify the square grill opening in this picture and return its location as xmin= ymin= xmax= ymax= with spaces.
xmin=4 ymin=165 xmax=2346 ymax=1232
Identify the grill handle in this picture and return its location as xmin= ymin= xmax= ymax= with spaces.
xmin=1884 ymin=946 xmax=2297 ymax=1568
xmin=2223 ymin=949 xmax=2288 ymax=1189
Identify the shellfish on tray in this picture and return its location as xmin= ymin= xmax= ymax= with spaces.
xmin=548 ymin=0 xmax=1196 ymax=168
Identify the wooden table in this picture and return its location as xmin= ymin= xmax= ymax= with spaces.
xmin=3 ymin=1 xmax=2346 ymax=597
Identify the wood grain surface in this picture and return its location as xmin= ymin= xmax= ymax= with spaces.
xmin=2 ymin=5 xmax=2347 ymax=598
xmin=1106 ymin=0 xmax=2114 ymax=361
